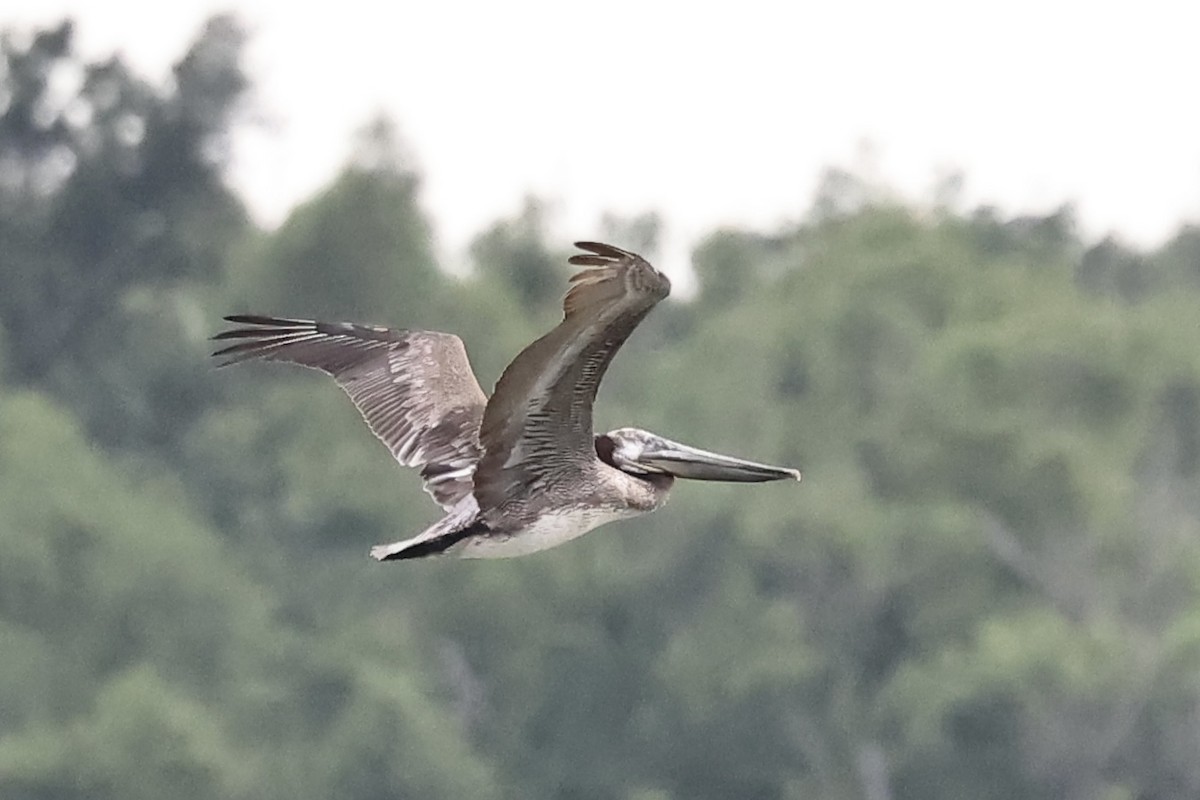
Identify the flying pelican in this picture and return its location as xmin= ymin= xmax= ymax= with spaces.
xmin=212 ymin=242 xmax=800 ymax=560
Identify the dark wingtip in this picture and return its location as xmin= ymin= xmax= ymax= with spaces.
xmin=210 ymin=314 xmax=303 ymax=364
xmin=569 ymin=241 xmax=639 ymax=266
xmin=208 ymin=339 xmax=264 ymax=365
xmin=211 ymin=314 xmax=314 ymax=343
xmin=220 ymin=314 xmax=306 ymax=327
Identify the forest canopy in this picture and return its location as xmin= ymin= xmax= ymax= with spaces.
xmin=1 ymin=15 xmax=1199 ymax=800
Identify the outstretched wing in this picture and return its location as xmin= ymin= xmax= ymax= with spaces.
xmin=212 ymin=315 xmax=487 ymax=510
xmin=473 ymin=242 xmax=671 ymax=513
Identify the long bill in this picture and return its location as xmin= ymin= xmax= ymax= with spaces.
xmin=633 ymin=435 xmax=801 ymax=483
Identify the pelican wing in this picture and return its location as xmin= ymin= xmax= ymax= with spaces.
xmin=212 ymin=315 xmax=487 ymax=509
xmin=473 ymin=242 xmax=671 ymax=512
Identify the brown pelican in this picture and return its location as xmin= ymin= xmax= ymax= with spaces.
xmin=212 ymin=242 xmax=800 ymax=560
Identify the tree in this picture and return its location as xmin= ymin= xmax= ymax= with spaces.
xmin=0 ymin=16 xmax=249 ymax=450
xmin=5 ymin=14 xmax=1200 ymax=798
xmin=469 ymin=197 xmax=564 ymax=316
xmin=231 ymin=119 xmax=441 ymax=324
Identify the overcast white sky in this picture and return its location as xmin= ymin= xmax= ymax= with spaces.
xmin=5 ymin=0 xmax=1200 ymax=276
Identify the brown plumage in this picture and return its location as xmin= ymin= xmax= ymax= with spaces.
xmin=213 ymin=317 xmax=485 ymax=510
xmin=213 ymin=241 xmax=799 ymax=561
xmin=473 ymin=242 xmax=670 ymax=513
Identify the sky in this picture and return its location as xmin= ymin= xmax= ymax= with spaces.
xmin=5 ymin=0 xmax=1199 ymax=277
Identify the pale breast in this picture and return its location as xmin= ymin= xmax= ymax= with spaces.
xmin=459 ymin=507 xmax=639 ymax=559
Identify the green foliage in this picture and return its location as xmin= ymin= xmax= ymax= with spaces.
xmin=234 ymin=164 xmax=439 ymax=324
xmin=0 ymin=15 xmax=247 ymax=454
xmin=469 ymin=197 xmax=564 ymax=317
xmin=692 ymin=229 xmax=776 ymax=309
xmin=3 ymin=14 xmax=1200 ymax=800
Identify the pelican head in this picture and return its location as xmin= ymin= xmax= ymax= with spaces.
xmin=596 ymin=427 xmax=801 ymax=483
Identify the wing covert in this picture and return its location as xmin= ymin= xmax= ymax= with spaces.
xmin=212 ymin=315 xmax=487 ymax=509
xmin=473 ymin=242 xmax=670 ymax=512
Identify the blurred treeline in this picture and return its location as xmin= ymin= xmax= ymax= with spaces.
xmin=2 ymin=16 xmax=1199 ymax=800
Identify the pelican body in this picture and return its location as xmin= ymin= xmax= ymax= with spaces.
xmin=213 ymin=242 xmax=800 ymax=560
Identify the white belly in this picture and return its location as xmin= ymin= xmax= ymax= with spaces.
xmin=459 ymin=507 xmax=637 ymax=559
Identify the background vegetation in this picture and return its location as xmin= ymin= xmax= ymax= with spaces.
xmin=2 ymin=16 xmax=1199 ymax=800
